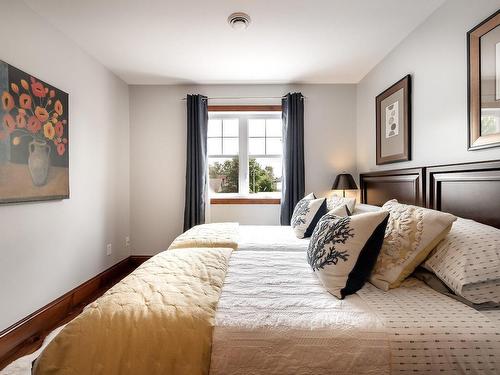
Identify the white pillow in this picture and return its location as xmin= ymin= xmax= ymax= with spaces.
xmin=307 ymin=211 xmax=390 ymax=299
xmin=328 ymin=204 xmax=351 ymax=217
xmin=424 ymin=218 xmax=500 ymax=304
xmin=370 ymin=199 xmax=456 ymax=291
xmin=352 ymin=203 xmax=381 ymax=215
xmin=327 ymin=195 xmax=356 ymax=213
xmin=291 ymin=197 xmax=327 ymax=239
xmin=303 ymin=192 xmax=316 ymax=200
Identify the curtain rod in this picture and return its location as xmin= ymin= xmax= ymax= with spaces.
xmin=180 ymin=95 xmax=306 ymax=101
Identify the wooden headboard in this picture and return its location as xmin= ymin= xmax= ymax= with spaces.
xmin=360 ymin=167 xmax=425 ymax=207
xmin=360 ymin=159 xmax=500 ymax=228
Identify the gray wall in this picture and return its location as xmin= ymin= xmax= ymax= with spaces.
xmin=129 ymin=84 xmax=357 ymax=255
xmin=356 ymin=0 xmax=500 ymax=173
xmin=0 ymin=1 xmax=130 ymax=330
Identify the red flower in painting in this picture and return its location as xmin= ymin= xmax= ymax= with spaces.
xmin=19 ymin=93 xmax=32 ymax=109
xmin=56 ymin=142 xmax=65 ymax=156
xmin=43 ymin=122 xmax=55 ymax=140
xmin=35 ymin=106 xmax=49 ymax=122
xmin=1 ymin=71 xmax=68 ymax=162
xmin=3 ymin=114 xmax=16 ymax=134
xmin=27 ymin=116 xmax=41 ymax=134
xmin=54 ymin=100 xmax=63 ymax=116
xmin=2 ymin=91 xmax=14 ymax=112
xmin=55 ymin=121 xmax=64 ymax=137
xmin=30 ymin=77 xmax=46 ymax=98
xmin=16 ymin=113 xmax=27 ymax=128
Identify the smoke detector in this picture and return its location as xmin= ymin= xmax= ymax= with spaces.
xmin=228 ymin=12 xmax=251 ymax=31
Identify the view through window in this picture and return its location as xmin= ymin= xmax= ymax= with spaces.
xmin=208 ymin=111 xmax=282 ymax=197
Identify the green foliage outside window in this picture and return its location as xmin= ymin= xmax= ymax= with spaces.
xmin=209 ymin=157 xmax=278 ymax=193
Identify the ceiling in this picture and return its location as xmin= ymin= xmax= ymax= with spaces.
xmin=24 ymin=0 xmax=445 ymax=85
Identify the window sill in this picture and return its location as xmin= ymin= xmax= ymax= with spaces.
xmin=210 ymin=197 xmax=281 ymax=205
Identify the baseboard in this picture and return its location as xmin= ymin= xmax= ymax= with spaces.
xmin=129 ymin=255 xmax=152 ymax=268
xmin=0 ymin=255 xmax=151 ymax=370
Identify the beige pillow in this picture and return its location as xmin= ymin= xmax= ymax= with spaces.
xmin=327 ymin=195 xmax=356 ymax=213
xmin=370 ymin=199 xmax=456 ymax=291
xmin=328 ymin=204 xmax=351 ymax=217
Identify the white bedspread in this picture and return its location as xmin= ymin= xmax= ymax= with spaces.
xmin=238 ymin=225 xmax=309 ymax=252
xmin=211 ymin=250 xmax=500 ymax=375
xmin=210 ymin=250 xmax=390 ymax=375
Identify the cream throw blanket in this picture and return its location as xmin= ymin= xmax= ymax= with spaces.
xmin=168 ymin=222 xmax=239 ymax=250
xmin=33 ymin=247 xmax=232 ymax=375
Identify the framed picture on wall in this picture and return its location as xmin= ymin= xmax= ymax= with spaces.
xmin=375 ymin=74 xmax=411 ymax=165
xmin=467 ymin=10 xmax=500 ymax=150
xmin=0 ymin=60 xmax=69 ymax=204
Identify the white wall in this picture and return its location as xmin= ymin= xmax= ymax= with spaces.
xmin=209 ymin=204 xmax=280 ymax=225
xmin=0 ymin=1 xmax=130 ymax=330
xmin=130 ymin=84 xmax=356 ymax=255
xmin=356 ymin=0 xmax=500 ymax=173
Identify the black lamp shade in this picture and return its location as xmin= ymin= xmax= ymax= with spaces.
xmin=332 ymin=173 xmax=358 ymax=191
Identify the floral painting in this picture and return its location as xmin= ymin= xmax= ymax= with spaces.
xmin=0 ymin=61 xmax=69 ymax=203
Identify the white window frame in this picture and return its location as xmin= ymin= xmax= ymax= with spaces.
xmin=208 ymin=111 xmax=282 ymax=198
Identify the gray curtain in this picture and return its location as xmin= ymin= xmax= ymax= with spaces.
xmin=183 ymin=94 xmax=208 ymax=231
xmin=280 ymin=92 xmax=305 ymax=225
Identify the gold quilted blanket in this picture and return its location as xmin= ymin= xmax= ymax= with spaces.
xmin=33 ymin=247 xmax=232 ymax=375
xmin=168 ymin=222 xmax=239 ymax=250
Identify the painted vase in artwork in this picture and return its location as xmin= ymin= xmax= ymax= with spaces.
xmin=28 ymin=139 xmax=50 ymax=186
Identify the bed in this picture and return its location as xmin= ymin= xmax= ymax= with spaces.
xmin=212 ymin=200 xmax=500 ymax=374
xmin=28 ymin=159 xmax=500 ymax=375
xmin=211 ymin=249 xmax=500 ymax=375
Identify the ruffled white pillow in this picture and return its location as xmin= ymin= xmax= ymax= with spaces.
xmin=370 ymin=199 xmax=456 ymax=291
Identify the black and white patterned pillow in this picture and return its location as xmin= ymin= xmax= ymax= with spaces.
xmin=307 ymin=211 xmax=389 ymax=299
xmin=291 ymin=196 xmax=327 ymax=239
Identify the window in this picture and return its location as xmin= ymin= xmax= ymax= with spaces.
xmin=207 ymin=118 xmax=239 ymax=194
xmin=208 ymin=110 xmax=282 ymax=199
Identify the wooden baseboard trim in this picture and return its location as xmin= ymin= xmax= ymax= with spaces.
xmin=0 ymin=255 xmax=151 ymax=370
xmin=129 ymin=255 xmax=152 ymax=268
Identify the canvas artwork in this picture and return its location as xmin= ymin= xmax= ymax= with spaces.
xmin=0 ymin=61 xmax=69 ymax=203
xmin=385 ymin=101 xmax=399 ymax=138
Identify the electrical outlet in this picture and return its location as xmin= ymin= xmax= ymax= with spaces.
xmin=106 ymin=243 xmax=112 ymax=256
xmin=125 ymin=236 xmax=130 ymax=247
